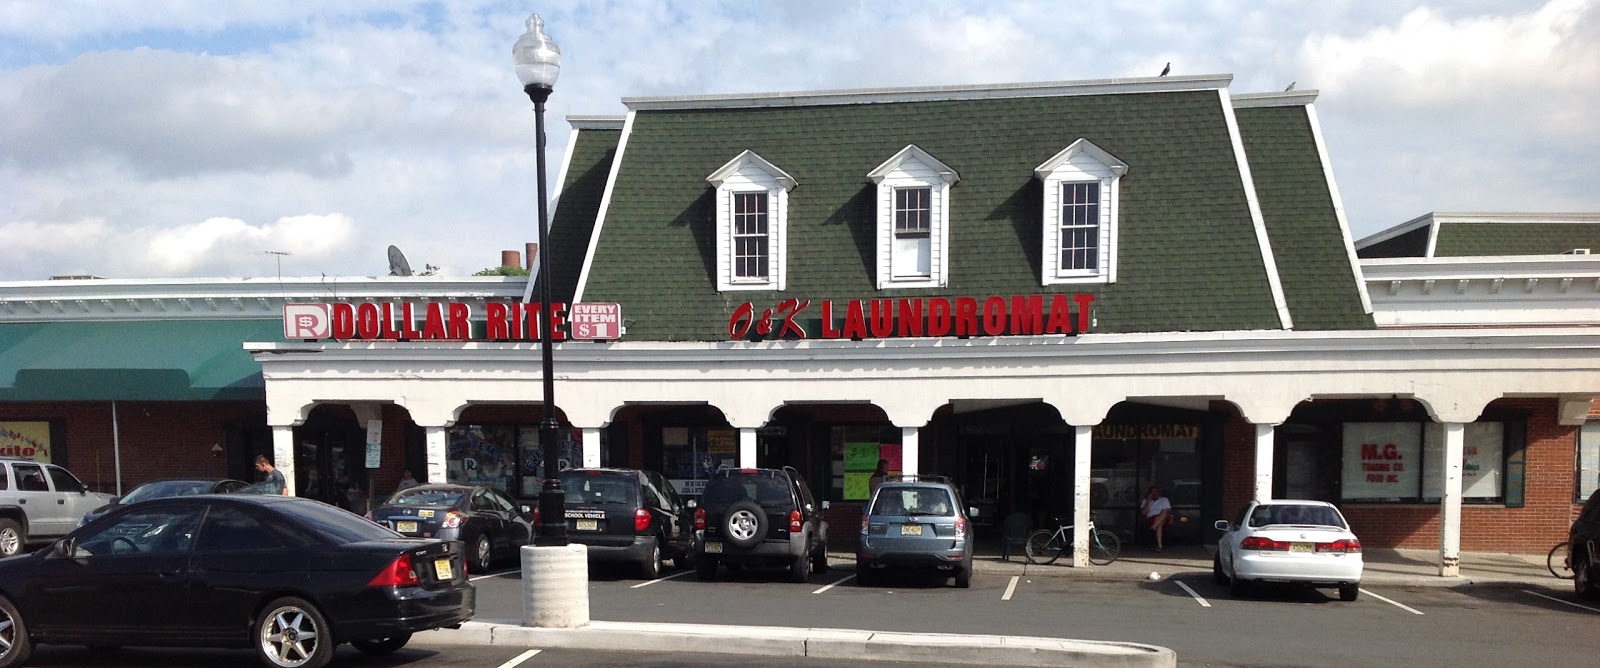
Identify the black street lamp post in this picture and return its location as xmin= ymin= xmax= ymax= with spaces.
xmin=513 ymin=13 xmax=566 ymax=546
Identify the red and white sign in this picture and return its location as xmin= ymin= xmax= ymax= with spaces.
xmin=284 ymin=303 xmax=332 ymax=339
xmin=568 ymin=302 xmax=623 ymax=341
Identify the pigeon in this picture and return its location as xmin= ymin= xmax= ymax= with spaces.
xmin=1285 ymin=81 xmax=1296 ymax=91
xmin=1159 ymin=62 xmax=1170 ymax=77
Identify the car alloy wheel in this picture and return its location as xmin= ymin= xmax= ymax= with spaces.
xmin=0 ymin=595 xmax=34 ymax=668
xmin=256 ymin=597 xmax=333 ymax=668
xmin=475 ymin=534 xmax=494 ymax=573
xmin=0 ymin=520 xmax=21 ymax=558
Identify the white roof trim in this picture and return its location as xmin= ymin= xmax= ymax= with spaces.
xmin=1428 ymin=212 xmax=1600 ymax=224
xmin=624 ymin=75 xmax=1233 ymax=111
xmin=1217 ymin=88 xmax=1293 ymax=330
xmin=566 ymin=115 xmax=626 ymax=130
xmin=1306 ymin=104 xmax=1373 ymax=316
xmin=706 ymin=150 xmax=798 ymax=191
xmin=523 ymin=125 xmax=585 ymax=304
xmin=1231 ymin=91 xmax=1320 ymax=108
xmin=1033 ymin=138 xmax=1129 ymax=179
xmin=573 ymin=111 xmax=638 ymax=304
xmin=867 ymin=144 xmax=959 ymax=185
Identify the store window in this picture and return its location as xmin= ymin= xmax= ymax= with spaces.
xmin=447 ymin=424 xmax=581 ymax=498
xmin=829 ymin=425 xmax=901 ymax=502
xmin=1340 ymin=421 xmax=1518 ymax=503
xmin=1579 ymin=422 xmax=1600 ymax=501
xmin=661 ymin=427 xmax=738 ymax=498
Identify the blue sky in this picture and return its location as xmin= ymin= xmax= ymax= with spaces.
xmin=2 ymin=0 xmax=1597 ymax=280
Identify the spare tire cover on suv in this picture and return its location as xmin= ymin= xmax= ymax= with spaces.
xmin=723 ymin=499 xmax=767 ymax=549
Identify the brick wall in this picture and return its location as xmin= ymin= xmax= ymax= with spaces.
xmin=1215 ymin=401 xmax=1256 ymax=523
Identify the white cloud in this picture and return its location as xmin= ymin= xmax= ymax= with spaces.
xmin=144 ymin=213 xmax=357 ymax=275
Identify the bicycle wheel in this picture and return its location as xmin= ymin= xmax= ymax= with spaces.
xmin=1025 ymin=529 xmax=1061 ymax=565
xmin=1549 ymin=541 xmax=1575 ymax=579
xmin=1088 ymin=529 xmax=1121 ymax=565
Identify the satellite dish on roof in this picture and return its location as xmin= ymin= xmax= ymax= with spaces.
xmin=387 ymin=245 xmax=414 ymax=277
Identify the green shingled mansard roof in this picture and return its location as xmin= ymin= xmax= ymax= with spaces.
xmin=1433 ymin=222 xmax=1600 ymax=257
xmin=1234 ymin=103 xmax=1373 ymax=330
xmin=566 ymin=83 xmax=1338 ymax=341
xmin=548 ymin=124 xmax=621 ymax=304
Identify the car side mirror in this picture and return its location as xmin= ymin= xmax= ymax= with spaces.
xmin=821 ymin=500 xmax=830 ymax=511
xmin=968 ymin=506 xmax=979 ymax=517
xmin=520 ymin=504 xmax=533 ymax=515
xmin=108 ymin=496 xmax=122 ymax=505
xmin=1213 ymin=520 xmax=1231 ymax=532
xmin=686 ymin=499 xmax=698 ymax=509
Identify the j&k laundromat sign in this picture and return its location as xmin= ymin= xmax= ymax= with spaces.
xmin=728 ymin=293 xmax=1096 ymax=340
xmin=281 ymin=301 xmax=622 ymax=342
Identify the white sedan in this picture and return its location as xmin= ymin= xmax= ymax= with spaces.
xmin=1213 ymin=499 xmax=1363 ymax=601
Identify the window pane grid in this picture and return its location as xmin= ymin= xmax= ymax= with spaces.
xmin=895 ymin=187 xmax=930 ymax=236
xmin=733 ymin=192 xmax=769 ymax=279
xmin=1059 ymin=182 xmax=1100 ymax=271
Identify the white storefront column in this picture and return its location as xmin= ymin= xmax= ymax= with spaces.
xmin=739 ymin=428 xmax=757 ymax=469
xmin=424 ymin=426 xmax=448 ymax=485
xmin=581 ymin=427 xmax=602 ymax=468
xmin=1254 ymin=423 xmax=1278 ymax=502
xmin=1439 ymin=421 xmax=1465 ymax=577
xmin=272 ymin=425 xmax=296 ymax=497
xmin=900 ymin=427 xmax=920 ymax=476
xmin=1071 ymin=425 xmax=1093 ymax=567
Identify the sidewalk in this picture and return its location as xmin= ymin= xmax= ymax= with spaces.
xmin=422 ymin=545 xmax=1561 ymax=668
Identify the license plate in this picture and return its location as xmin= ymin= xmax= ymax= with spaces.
xmin=397 ymin=521 xmax=418 ymax=534
xmin=576 ymin=519 xmax=598 ymax=531
xmin=1290 ymin=542 xmax=1313 ymax=553
xmin=900 ymin=524 xmax=923 ymax=536
xmin=704 ymin=541 xmax=723 ymax=554
xmin=434 ymin=558 xmax=453 ymax=580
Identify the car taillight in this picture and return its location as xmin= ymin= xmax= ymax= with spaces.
xmin=954 ymin=516 xmax=967 ymax=539
xmin=367 ymin=553 xmax=421 ymax=587
xmin=1318 ymin=538 xmax=1362 ymax=553
xmin=442 ymin=511 xmax=465 ymax=529
xmin=788 ymin=509 xmax=802 ymax=533
xmin=533 ymin=505 xmax=542 ymax=527
xmin=694 ymin=507 xmax=706 ymax=531
xmin=1240 ymin=536 xmax=1291 ymax=551
xmin=860 ymin=515 xmax=869 ymax=535
xmin=635 ymin=507 xmax=651 ymax=532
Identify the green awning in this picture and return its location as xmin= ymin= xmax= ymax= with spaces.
xmin=0 ymin=320 xmax=282 ymax=401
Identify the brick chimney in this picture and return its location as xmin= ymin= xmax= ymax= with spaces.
xmin=500 ymin=250 xmax=520 ymax=269
xmin=525 ymin=242 xmax=538 ymax=270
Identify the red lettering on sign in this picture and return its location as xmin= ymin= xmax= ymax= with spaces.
xmin=897 ymin=299 xmax=923 ymax=337
xmin=820 ymin=301 xmax=840 ymax=339
xmin=399 ymin=303 xmax=422 ymax=339
xmin=447 ymin=303 xmax=470 ymax=339
xmin=356 ymin=303 xmax=380 ymax=339
xmin=1046 ymin=295 xmax=1072 ymax=334
xmin=549 ymin=303 xmax=567 ymax=342
xmin=486 ymin=303 xmax=509 ymax=339
xmin=1361 ymin=443 xmax=1379 ymax=460
xmin=841 ymin=300 xmax=868 ymax=340
xmin=927 ymin=298 xmax=952 ymax=337
xmin=423 ymin=302 xmax=447 ymax=339
xmin=982 ymin=296 xmax=1006 ymax=336
xmin=1011 ymin=295 xmax=1043 ymax=334
xmin=775 ymin=299 xmax=808 ymax=338
xmin=332 ymin=303 xmax=355 ymax=339
xmin=1074 ymin=293 xmax=1095 ymax=334
xmin=729 ymin=302 xmax=754 ymax=339
xmin=1382 ymin=444 xmax=1399 ymax=460
xmin=954 ymin=297 xmax=979 ymax=336
xmin=869 ymin=299 xmax=894 ymax=338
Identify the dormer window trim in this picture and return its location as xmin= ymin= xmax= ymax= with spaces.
xmin=868 ymin=145 xmax=959 ymax=290
xmin=707 ymin=150 xmax=795 ymax=292
xmin=1034 ymin=138 xmax=1127 ymax=285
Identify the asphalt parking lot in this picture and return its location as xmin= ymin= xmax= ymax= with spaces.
xmin=469 ymin=556 xmax=1600 ymax=668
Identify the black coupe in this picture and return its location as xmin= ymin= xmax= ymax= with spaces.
xmin=0 ymin=494 xmax=474 ymax=668
xmin=367 ymin=483 xmax=534 ymax=574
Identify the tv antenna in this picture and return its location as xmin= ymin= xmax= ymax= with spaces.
xmin=263 ymin=250 xmax=291 ymax=279
xmin=387 ymin=245 xmax=414 ymax=276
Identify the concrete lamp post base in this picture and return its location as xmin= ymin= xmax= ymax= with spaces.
xmin=521 ymin=544 xmax=590 ymax=628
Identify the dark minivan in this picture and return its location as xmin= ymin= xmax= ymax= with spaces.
xmin=1570 ymin=488 xmax=1600 ymax=599
xmin=558 ymin=468 xmax=695 ymax=579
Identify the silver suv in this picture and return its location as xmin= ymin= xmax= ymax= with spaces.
xmin=0 ymin=458 xmax=116 ymax=556
xmin=856 ymin=475 xmax=975 ymax=588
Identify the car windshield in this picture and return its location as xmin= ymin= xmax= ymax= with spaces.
xmin=703 ymin=474 xmax=792 ymax=509
xmin=1250 ymin=504 xmax=1346 ymax=529
xmin=560 ymin=473 xmax=635 ymax=505
xmin=270 ymin=499 xmax=401 ymax=543
xmin=871 ymin=487 xmax=954 ymax=517
xmin=120 ymin=480 xmax=216 ymax=503
xmin=384 ymin=488 xmax=466 ymax=507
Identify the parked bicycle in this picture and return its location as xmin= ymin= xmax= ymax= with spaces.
xmin=1548 ymin=540 xmax=1574 ymax=579
xmin=1025 ymin=516 xmax=1121 ymax=565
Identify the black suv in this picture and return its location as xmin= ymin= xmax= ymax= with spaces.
xmin=1570 ymin=488 xmax=1600 ymax=599
xmin=693 ymin=467 xmax=829 ymax=583
xmin=559 ymin=468 xmax=696 ymax=579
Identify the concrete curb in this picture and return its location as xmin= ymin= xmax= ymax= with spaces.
xmin=425 ymin=620 xmax=1177 ymax=668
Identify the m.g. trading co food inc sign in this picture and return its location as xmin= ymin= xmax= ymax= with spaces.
xmin=281 ymin=301 xmax=622 ymax=342
xmin=728 ymin=293 xmax=1095 ymax=340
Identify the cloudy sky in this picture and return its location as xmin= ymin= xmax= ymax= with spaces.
xmin=2 ymin=0 xmax=1596 ymax=281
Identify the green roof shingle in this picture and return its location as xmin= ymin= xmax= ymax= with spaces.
xmin=1434 ymin=222 xmax=1600 ymax=257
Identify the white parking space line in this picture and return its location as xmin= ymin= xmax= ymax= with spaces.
xmin=1174 ymin=580 xmax=1211 ymax=607
xmin=470 ymin=570 xmax=520 ymax=582
xmin=1001 ymin=575 xmax=1019 ymax=601
xmin=630 ymin=571 xmax=692 ymax=589
xmin=1361 ymin=588 xmax=1424 ymax=615
xmin=1523 ymin=589 xmax=1600 ymax=613
xmin=495 ymin=648 xmax=541 ymax=668
xmin=813 ymin=573 xmax=856 ymax=594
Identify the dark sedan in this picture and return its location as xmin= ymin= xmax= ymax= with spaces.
xmin=367 ymin=483 xmax=534 ymax=574
xmin=77 ymin=477 xmax=250 ymax=527
xmin=0 ymin=494 xmax=473 ymax=668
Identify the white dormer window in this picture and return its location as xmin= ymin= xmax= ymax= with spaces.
xmin=1034 ymin=139 xmax=1127 ymax=285
xmin=707 ymin=150 xmax=795 ymax=291
xmin=868 ymin=145 xmax=958 ymax=289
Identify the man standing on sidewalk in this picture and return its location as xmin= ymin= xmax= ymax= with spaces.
xmin=256 ymin=455 xmax=289 ymax=496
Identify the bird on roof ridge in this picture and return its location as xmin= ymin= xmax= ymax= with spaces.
xmin=1285 ymin=81 xmax=1296 ymax=91
xmin=1159 ymin=62 xmax=1170 ymax=77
